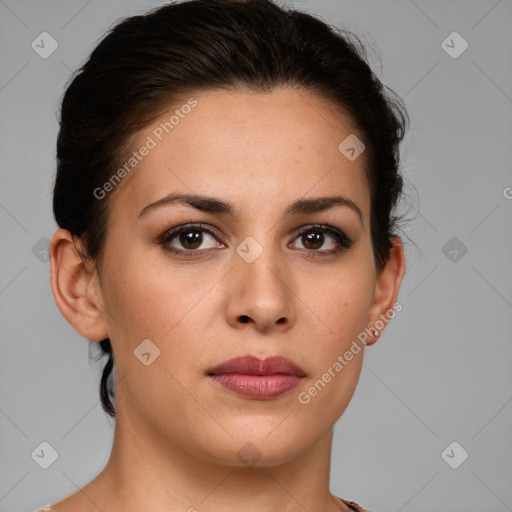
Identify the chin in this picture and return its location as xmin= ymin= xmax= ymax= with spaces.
xmin=198 ymin=423 xmax=316 ymax=469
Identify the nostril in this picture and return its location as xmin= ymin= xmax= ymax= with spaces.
xmin=240 ymin=315 xmax=250 ymax=323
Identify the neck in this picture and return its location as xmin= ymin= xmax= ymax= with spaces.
xmin=82 ymin=397 xmax=345 ymax=511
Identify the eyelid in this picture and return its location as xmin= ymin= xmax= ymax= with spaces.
xmin=158 ymin=222 xmax=225 ymax=245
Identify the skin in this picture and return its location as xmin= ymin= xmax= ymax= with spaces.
xmin=49 ymin=86 xmax=405 ymax=512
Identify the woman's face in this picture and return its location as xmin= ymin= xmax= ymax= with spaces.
xmin=81 ymin=87 xmax=402 ymax=466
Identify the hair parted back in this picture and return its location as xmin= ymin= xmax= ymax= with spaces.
xmin=54 ymin=0 xmax=409 ymax=417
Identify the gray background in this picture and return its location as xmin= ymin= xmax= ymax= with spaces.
xmin=1 ymin=0 xmax=511 ymax=511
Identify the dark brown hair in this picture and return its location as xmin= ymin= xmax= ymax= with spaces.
xmin=53 ymin=0 xmax=409 ymax=417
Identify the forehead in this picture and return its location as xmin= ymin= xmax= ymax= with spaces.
xmin=110 ymin=86 xmax=371 ymax=222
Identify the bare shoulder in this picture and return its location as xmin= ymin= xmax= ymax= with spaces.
xmin=338 ymin=497 xmax=374 ymax=512
xmin=35 ymin=485 xmax=101 ymax=512
xmin=35 ymin=498 xmax=92 ymax=512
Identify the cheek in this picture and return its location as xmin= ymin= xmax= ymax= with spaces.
xmin=101 ymin=247 xmax=198 ymax=337
xmin=296 ymin=265 xmax=374 ymax=409
xmin=295 ymin=282 xmax=371 ymax=416
xmin=99 ymin=247 xmax=219 ymax=398
xmin=313 ymin=267 xmax=375 ymax=345
xmin=100 ymin=255 xmax=204 ymax=421
xmin=297 ymin=356 xmax=363 ymax=425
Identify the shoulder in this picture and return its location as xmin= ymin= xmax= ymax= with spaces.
xmin=337 ymin=496 xmax=374 ymax=512
xmin=39 ymin=497 xmax=372 ymax=512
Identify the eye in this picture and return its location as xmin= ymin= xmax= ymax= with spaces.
xmin=159 ymin=223 xmax=224 ymax=257
xmin=158 ymin=222 xmax=354 ymax=259
xmin=291 ymin=224 xmax=353 ymax=257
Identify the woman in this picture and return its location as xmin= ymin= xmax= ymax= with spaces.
xmin=41 ymin=0 xmax=409 ymax=510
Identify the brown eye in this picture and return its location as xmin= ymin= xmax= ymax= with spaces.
xmin=300 ymin=231 xmax=328 ymax=250
xmin=177 ymin=230 xmax=204 ymax=250
xmin=160 ymin=224 xmax=223 ymax=256
xmin=293 ymin=225 xmax=353 ymax=254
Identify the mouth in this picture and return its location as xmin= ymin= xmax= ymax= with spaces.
xmin=206 ymin=355 xmax=306 ymax=400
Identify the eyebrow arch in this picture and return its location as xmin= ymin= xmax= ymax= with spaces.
xmin=137 ymin=192 xmax=363 ymax=225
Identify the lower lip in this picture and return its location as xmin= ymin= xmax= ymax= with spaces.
xmin=209 ymin=373 xmax=303 ymax=399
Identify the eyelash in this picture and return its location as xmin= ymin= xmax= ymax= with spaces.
xmin=158 ymin=223 xmax=354 ymax=259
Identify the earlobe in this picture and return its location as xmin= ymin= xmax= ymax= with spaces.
xmin=49 ymin=228 xmax=109 ymax=342
xmin=365 ymin=236 xmax=406 ymax=346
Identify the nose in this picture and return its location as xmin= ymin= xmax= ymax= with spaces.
xmin=225 ymin=242 xmax=296 ymax=334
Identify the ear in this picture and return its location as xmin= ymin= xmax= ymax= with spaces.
xmin=49 ymin=228 xmax=109 ymax=341
xmin=365 ymin=236 xmax=406 ymax=346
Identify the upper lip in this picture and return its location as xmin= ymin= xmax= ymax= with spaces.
xmin=207 ymin=355 xmax=306 ymax=377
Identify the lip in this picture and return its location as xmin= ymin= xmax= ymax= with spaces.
xmin=207 ymin=355 xmax=306 ymax=400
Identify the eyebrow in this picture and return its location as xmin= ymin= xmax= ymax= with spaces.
xmin=137 ymin=192 xmax=363 ymax=225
